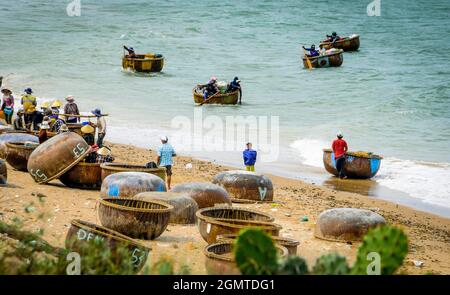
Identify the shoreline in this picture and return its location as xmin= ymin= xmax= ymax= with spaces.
xmin=1 ymin=141 xmax=449 ymax=274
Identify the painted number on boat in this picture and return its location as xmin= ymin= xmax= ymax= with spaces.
xmin=72 ymin=143 xmax=86 ymax=159
xmin=76 ymin=229 xmax=105 ymax=243
xmin=29 ymin=169 xmax=48 ymax=182
xmin=131 ymin=248 xmax=147 ymax=267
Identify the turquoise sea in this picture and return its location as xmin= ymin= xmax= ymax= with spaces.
xmin=1 ymin=0 xmax=449 ymax=216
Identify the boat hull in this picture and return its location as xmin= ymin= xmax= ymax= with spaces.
xmin=323 ymin=149 xmax=382 ymax=179
xmin=193 ymin=88 xmax=239 ymax=105
xmin=59 ymin=162 xmax=102 ymax=190
xmin=5 ymin=142 xmax=37 ymax=172
xmin=302 ymin=50 xmax=344 ymax=68
xmin=320 ymin=35 xmax=360 ymax=52
xmin=122 ymin=54 xmax=164 ymax=73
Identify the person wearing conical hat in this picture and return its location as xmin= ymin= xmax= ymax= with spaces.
xmin=64 ymin=95 xmax=80 ymax=123
xmin=1 ymin=88 xmax=14 ymax=125
xmin=38 ymin=121 xmax=50 ymax=144
xmin=51 ymin=100 xmax=62 ymax=115
xmin=81 ymin=124 xmax=95 ymax=145
xmin=96 ymin=146 xmax=115 ymax=164
xmin=21 ymin=88 xmax=37 ymax=129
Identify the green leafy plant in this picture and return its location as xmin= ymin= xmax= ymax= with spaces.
xmin=234 ymin=228 xmax=279 ymax=275
xmin=351 ymin=225 xmax=408 ymax=275
xmin=312 ymin=253 xmax=350 ymax=275
xmin=278 ymin=255 xmax=309 ymax=275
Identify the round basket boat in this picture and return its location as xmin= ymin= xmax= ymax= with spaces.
xmin=171 ymin=182 xmax=231 ymax=209
xmin=323 ymin=149 xmax=383 ymax=179
xmin=217 ymin=233 xmax=300 ymax=255
xmin=5 ymin=142 xmax=38 ymax=172
xmin=314 ymin=208 xmax=386 ymax=242
xmin=122 ymin=53 xmax=164 ymax=73
xmin=98 ymin=198 xmax=173 ymax=240
xmin=302 ymin=49 xmax=344 ymax=68
xmin=100 ymin=163 xmax=166 ymax=182
xmin=0 ymin=159 xmax=6 ymax=185
xmin=66 ymin=123 xmax=84 ymax=136
xmin=320 ymin=34 xmax=360 ymax=52
xmin=0 ymin=132 xmax=38 ymax=159
xmin=204 ymin=241 xmax=288 ymax=275
xmin=193 ymin=87 xmax=240 ymax=105
xmin=65 ymin=219 xmax=150 ymax=273
xmin=27 ymin=132 xmax=91 ymax=184
xmin=212 ymin=170 xmax=273 ymax=203
xmin=134 ymin=192 xmax=198 ymax=224
xmin=100 ymin=171 xmax=166 ymax=198
xmin=196 ymin=207 xmax=279 ymax=244
xmin=59 ymin=162 xmax=102 ymax=190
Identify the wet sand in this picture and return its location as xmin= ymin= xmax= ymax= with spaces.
xmin=1 ymin=142 xmax=449 ymax=274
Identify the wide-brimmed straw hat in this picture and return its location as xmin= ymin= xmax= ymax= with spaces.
xmin=1 ymin=88 xmax=11 ymax=94
xmin=97 ymin=147 xmax=111 ymax=156
xmin=81 ymin=125 xmax=94 ymax=134
xmin=91 ymin=108 xmax=102 ymax=117
xmin=40 ymin=121 xmax=50 ymax=130
xmin=65 ymin=95 xmax=74 ymax=102
xmin=52 ymin=100 xmax=62 ymax=108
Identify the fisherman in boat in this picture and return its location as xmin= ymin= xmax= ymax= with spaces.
xmin=243 ymin=142 xmax=257 ymax=172
xmin=13 ymin=109 xmax=26 ymax=131
xmin=81 ymin=124 xmax=95 ymax=145
xmin=332 ymin=132 xmax=348 ymax=179
xmin=199 ymin=76 xmax=219 ymax=101
xmin=96 ymin=146 xmax=115 ymax=164
xmin=302 ymin=45 xmax=319 ymax=57
xmin=123 ymin=45 xmax=136 ymax=58
xmin=38 ymin=121 xmax=50 ymax=144
xmin=228 ymin=77 xmax=242 ymax=104
xmin=1 ymin=88 xmax=14 ymax=125
xmin=64 ymin=95 xmax=80 ymax=123
xmin=325 ymin=32 xmax=341 ymax=44
xmin=21 ymin=88 xmax=37 ymax=129
xmin=157 ymin=135 xmax=176 ymax=190
xmin=91 ymin=108 xmax=107 ymax=148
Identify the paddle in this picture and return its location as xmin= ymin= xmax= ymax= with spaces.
xmin=199 ymin=91 xmax=221 ymax=106
xmin=303 ymin=49 xmax=313 ymax=70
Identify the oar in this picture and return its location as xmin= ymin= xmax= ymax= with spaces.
xmin=199 ymin=91 xmax=221 ymax=106
xmin=303 ymin=49 xmax=313 ymax=70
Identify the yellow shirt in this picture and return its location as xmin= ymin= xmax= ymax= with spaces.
xmin=21 ymin=94 xmax=37 ymax=113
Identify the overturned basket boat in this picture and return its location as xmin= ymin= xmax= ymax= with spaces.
xmin=171 ymin=182 xmax=231 ymax=209
xmin=323 ymin=149 xmax=382 ymax=179
xmin=100 ymin=171 xmax=167 ymax=198
xmin=122 ymin=53 xmax=164 ymax=73
xmin=302 ymin=49 xmax=344 ymax=68
xmin=98 ymin=198 xmax=173 ymax=240
xmin=196 ymin=207 xmax=278 ymax=244
xmin=65 ymin=219 xmax=150 ymax=273
xmin=217 ymin=233 xmax=300 ymax=255
xmin=5 ymin=142 xmax=38 ymax=172
xmin=0 ymin=132 xmax=38 ymax=159
xmin=320 ymin=34 xmax=360 ymax=52
xmin=204 ymin=241 xmax=288 ymax=275
xmin=193 ymin=87 xmax=240 ymax=105
xmin=59 ymin=162 xmax=102 ymax=190
xmin=100 ymin=163 xmax=166 ymax=182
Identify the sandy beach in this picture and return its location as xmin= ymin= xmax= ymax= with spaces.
xmin=1 ymin=141 xmax=449 ymax=274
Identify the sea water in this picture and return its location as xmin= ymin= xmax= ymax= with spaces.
xmin=0 ymin=0 xmax=449 ymax=216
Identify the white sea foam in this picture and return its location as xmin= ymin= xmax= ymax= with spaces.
xmin=290 ymin=138 xmax=450 ymax=209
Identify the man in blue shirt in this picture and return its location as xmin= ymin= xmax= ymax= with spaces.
xmin=243 ymin=142 xmax=257 ymax=171
xmin=302 ymin=44 xmax=319 ymax=57
xmin=157 ymin=135 xmax=176 ymax=189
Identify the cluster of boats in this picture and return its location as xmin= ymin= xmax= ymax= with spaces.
xmin=302 ymin=34 xmax=360 ymax=69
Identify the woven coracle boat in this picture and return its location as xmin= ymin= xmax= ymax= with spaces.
xmin=100 ymin=162 xmax=166 ymax=182
xmin=100 ymin=171 xmax=167 ymax=198
xmin=65 ymin=219 xmax=150 ymax=273
xmin=320 ymin=34 xmax=360 ymax=51
xmin=302 ymin=49 xmax=344 ymax=68
xmin=171 ymin=182 xmax=231 ymax=209
xmin=98 ymin=198 xmax=173 ymax=240
xmin=204 ymin=241 xmax=288 ymax=275
xmin=5 ymin=142 xmax=38 ymax=172
xmin=0 ymin=132 xmax=38 ymax=159
xmin=193 ymin=87 xmax=239 ymax=105
xmin=59 ymin=162 xmax=102 ymax=190
xmin=323 ymin=149 xmax=383 ymax=179
xmin=122 ymin=53 xmax=164 ymax=73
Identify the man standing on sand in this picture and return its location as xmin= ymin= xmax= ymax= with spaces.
xmin=332 ymin=132 xmax=348 ymax=179
xmin=157 ymin=135 xmax=176 ymax=190
xmin=243 ymin=142 xmax=257 ymax=172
